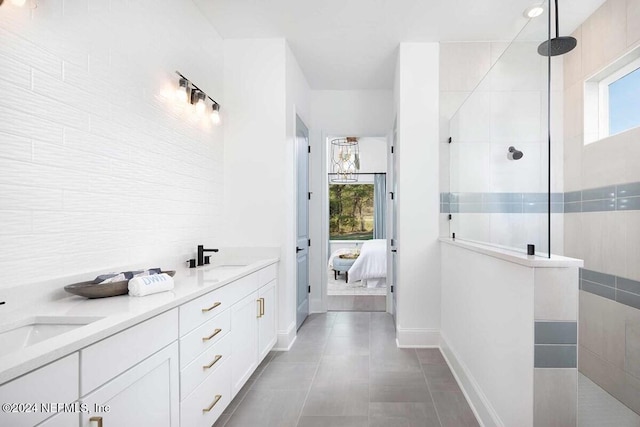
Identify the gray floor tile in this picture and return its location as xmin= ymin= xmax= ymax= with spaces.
xmin=370 ymin=383 xmax=432 ymax=404
xmin=313 ymin=355 xmax=369 ymax=386
xmin=249 ymin=355 xmax=273 ymax=380
xmin=331 ymin=321 xmax=370 ymax=337
xmin=370 ymin=372 xmax=431 ymax=403
xmin=324 ymin=334 xmax=370 ymax=356
xmin=423 ymin=364 xmax=462 ymax=392
xmin=370 ymin=348 xmax=422 ymax=373
xmin=369 ymin=402 xmax=441 ymax=427
xmin=224 ymin=379 xmax=254 ymax=414
xmin=334 ymin=311 xmax=371 ymax=324
xmin=297 ymin=416 xmax=369 ymax=427
xmin=431 ymin=391 xmax=480 ymax=427
xmin=225 ymin=389 xmax=307 ymax=427
xmin=213 ymin=413 xmax=231 ymax=427
xmin=271 ymin=341 xmax=325 ymax=363
xmin=416 ymin=348 xmax=447 ymax=365
xmin=252 ymin=362 xmax=318 ymax=391
xmin=302 ymin=383 xmax=370 ymax=416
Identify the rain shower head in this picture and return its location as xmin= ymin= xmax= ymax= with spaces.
xmin=538 ymin=0 xmax=577 ymax=57
xmin=508 ymin=146 xmax=524 ymax=160
xmin=538 ymin=36 xmax=577 ymax=56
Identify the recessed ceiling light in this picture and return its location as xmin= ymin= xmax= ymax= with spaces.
xmin=524 ymin=5 xmax=545 ymax=18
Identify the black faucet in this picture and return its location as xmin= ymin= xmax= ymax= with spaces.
xmin=197 ymin=245 xmax=219 ymax=266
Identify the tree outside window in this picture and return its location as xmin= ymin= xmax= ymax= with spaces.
xmin=329 ymin=184 xmax=374 ymax=240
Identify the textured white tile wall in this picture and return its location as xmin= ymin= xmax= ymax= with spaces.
xmin=0 ymin=0 xmax=225 ymax=288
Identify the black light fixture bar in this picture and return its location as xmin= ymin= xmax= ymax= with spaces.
xmin=175 ymin=71 xmax=220 ymax=107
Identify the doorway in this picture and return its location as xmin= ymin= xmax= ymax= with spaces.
xmin=324 ymin=136 xmax=388 ymax=311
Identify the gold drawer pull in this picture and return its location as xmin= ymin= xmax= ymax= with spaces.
xmin=202 ymin=328 xmax=222 ymax=341
xmin=256 ymin=299 xmax=262 ymax=318
xmin=203 ymin=355 xmax=222 ymax=369
xmin=201 ymin=302 xmax=222 ymax=313
xmin=261 ymin=297 xmax=265 ymax=316
xmin=203 ymin=395 xmax=222 ymax=413
xmin=89 ymin=417 xmax=103 ymax=427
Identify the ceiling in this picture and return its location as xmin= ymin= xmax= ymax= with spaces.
xmin=194 ymin=0 xmax=606 ymax=90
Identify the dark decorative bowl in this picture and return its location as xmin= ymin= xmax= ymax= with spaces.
xmin=64 ymin=271 xmax=176 ymax=299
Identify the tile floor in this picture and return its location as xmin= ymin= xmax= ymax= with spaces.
xmin=578 ymin=373 xmax=640 ymax=427
xmin=215 ymin=311 xmax=479 ymax=427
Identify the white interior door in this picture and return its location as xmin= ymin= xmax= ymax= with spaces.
xmin=296 ymin=116 xmax=310 ymax=330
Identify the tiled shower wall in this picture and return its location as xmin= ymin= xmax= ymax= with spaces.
xmin=0 ymin=0 xmax=224 ymax=289
xmin=562 ymin=0 xmax=640 ymax=414
xmin=439 ymin=34 xmax=564 ymax=253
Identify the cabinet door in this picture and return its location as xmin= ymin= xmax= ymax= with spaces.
xmin=81 ymin=342 xmax=179 ymax=427
xmin=258 ymin=280 xmax=277 ymax=361
xmin=230 ymin=291 xmax=259 ymax=397
xmin=38 ymin=412 xmax=79 ymax=427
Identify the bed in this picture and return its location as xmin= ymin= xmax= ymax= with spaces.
xmin=341 ymin=239 xmax=387 ymax=288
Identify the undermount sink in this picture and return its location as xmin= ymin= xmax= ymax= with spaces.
xmin=0 ymin=316 xmax=103 ymax=357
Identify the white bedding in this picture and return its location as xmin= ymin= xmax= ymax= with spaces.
xmin=347 ymin=239 xmax=387 ymax=284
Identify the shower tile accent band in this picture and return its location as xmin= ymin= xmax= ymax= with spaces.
xmin=440 ymin=180 xmax=640 ymax=214
xmin=579 ymin=268 xmax=640 ymax=311
xmin=533 ymin=321 xmax=578 ymax=368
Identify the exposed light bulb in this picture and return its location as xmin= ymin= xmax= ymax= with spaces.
xmin=11 ymin=0 xmax=27 ymax=6
xmin=524 ymin=5 xmax=544 ymax=18
xmin=195 ymin=92 xmax=206 ymax=115
xmin=176 ymin=78 xmax=189 ymax=104
xmin=210 ymin=104 xmax=221 ymax=124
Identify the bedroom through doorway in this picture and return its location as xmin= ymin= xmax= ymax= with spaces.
xmin=325 ymin=136 xmax=388 ymax=311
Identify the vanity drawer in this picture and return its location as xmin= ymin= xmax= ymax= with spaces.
xmin=81 ymin=309 xmax=178 ymax=395
xmin=179 ymin=272 xmax=258 ymax=336
xmin=0 ymin=354 xmax=78 ymax=427
xmin=181 ymin=331 xmax=232 ymax=400
xmin=258 ymin=263 xmax=277 ymax=286
xmin=180 ymin=358 xmax=231 ymax=427
xmin=180 ymin=308 xmax=231 ymax=369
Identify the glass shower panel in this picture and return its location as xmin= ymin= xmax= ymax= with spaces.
xmin=448 ymin=3 xmax=561 ymax=256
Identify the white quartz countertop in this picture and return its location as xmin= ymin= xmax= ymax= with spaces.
xmin=0 ymin=258 xmax=278 ymax=385
xmin=439 ymin=238 xmax=584 ymax=268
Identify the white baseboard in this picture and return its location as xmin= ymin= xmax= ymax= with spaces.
xmin=273 ymin=321 xmax=297 ymax=351
xmin=395 ymin=327 xmax=440 ymax=348
xmin=440 ymin=333 xmax=501 ymax=427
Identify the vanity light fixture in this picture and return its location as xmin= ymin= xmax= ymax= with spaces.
xmin=210 ymin=103 xmax=221 ymax=124
xmin=175 ymin=71 xmax=221 ymax=125
xmin=176 ymin=78 xmax=190 ymax=104
xmin=11 ymin=0 xmax=27 ymax=6
xmin=193 ymin=90 xmax=206 ymax=115
xmin=523 ymin=4 xmax=544 ymax=18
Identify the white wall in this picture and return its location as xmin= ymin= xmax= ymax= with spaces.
xmin=308 ymin=90 xmax=394 ymax=312
xmin=441 ymin=243 xmax=535 ymax=427
xmin=395 ymin=43 xmax=441 ymax=346
xmin=223 ymin=39 xmax=310 ymax=348
xmin=0 ymin=0 xmax=224 ymax=290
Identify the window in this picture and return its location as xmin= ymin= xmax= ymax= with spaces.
xmin=606 ymin=64 xmax=640 ymax=136
xmin=585 ymin=51 xmax=640 ymax=144
xmin=329 ymin=184 xmax=374 ymax=240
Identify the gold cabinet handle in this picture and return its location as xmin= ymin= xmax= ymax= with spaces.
xmin=257 ymin=299 xmax=262 ymax=318
xmin=203 ymin=395 xmax=222 ymax=412
xmin=201 ymin=302 xmax=222 ymax=313
xmin=202 ymin=328 xmax=222 ymax=341
xmin=90 ymin=417 xmax=103 ymax=427
xmin=260 ymin=297 xmax=265 ymax=316
xmin=203 ymin=355 xmax=222 ymax=369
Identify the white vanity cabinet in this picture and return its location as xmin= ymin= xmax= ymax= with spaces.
xmin=79 ymin=309 xmax=180 ymax=427
xmin=80 ymin=343 xmax=179 ymax=427
xmin=0 ymin=354 xmax=79 ymax=427
xmin=0 ymin=261 xmax=278 ymax=427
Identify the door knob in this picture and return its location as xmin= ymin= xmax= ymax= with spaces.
xmin=296 ymin=247 xmax=303 ymax=253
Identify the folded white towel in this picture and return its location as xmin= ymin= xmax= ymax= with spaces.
xmin=128 ymin=273 xmax=174 ymax=297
